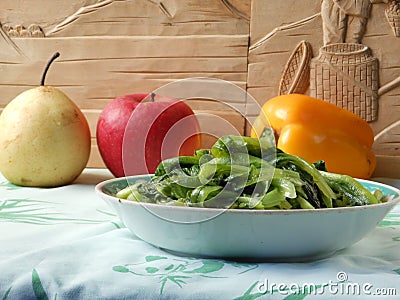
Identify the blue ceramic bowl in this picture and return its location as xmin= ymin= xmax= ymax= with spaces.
xmin=96 ymin=175 xmax=400 ymax=261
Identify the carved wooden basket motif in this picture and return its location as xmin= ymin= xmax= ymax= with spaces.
xmin=310 ymin=43 xmax=379 ymax=122
xmin=279 ymin=41 xmax=313 ymax=95
xmin=386 ymin=0 xmax=400 ymax=37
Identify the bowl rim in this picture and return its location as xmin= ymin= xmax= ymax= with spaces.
xmin=95 ymin=175 xmax=400 ymax=215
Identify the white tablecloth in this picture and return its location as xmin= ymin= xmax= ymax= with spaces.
xmin=0 ymin=169 xmax=399 ymax=299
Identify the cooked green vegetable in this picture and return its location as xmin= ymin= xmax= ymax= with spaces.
xmin=116 ymin=135 xmax=382 ymax=209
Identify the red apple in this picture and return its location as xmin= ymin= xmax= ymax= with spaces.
xmin=96 ymin=93 xmax=201 ymax=177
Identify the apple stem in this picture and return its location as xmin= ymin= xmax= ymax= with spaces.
xmin=40 ymin=52 xmax=60 ymax=86
xmin=150 ymin=93 xmax=155 ymax=102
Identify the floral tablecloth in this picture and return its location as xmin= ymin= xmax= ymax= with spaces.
xmin=1 ymin=169 xmax=400 ymax=300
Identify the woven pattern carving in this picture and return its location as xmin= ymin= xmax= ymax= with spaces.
xmin=279 ymin=40 xmax=313 ymax=95
xmin=310 ymin=43 xmax=379 ymax=122
xmin=386 ymin=0 xmax=400 ymax=37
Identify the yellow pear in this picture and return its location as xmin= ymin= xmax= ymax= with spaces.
xmin=0 ymin=53 xmax=91 ymax=187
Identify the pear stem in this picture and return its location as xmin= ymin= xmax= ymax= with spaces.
xmin=40 ymin=52 xmax=60 ymax=86
xmin=150 ymin=93 xmax=155 ymax=102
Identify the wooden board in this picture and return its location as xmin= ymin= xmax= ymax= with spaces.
xmin=1 ymin=0 xmax=399 ymax=177
xmin=247 ymin=0 xmax=400 ymax=178
xmin=0 ymin=0 xmax=251 ymax=168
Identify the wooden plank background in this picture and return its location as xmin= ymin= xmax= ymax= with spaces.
xmin=247 ymin=0 xmax=400 ymax=177
xmin=0 ymin=0 xmax=399 ymax=177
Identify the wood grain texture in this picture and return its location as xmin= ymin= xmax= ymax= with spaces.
xmin=45 ymin=0 xmax=249 ymax=37
xmin=0 ymin=0 xmax=251 ymax=35
xmin=0 ymin=0 xmax=250 ymax=169
xmin=1 ymin=0 xmax=399 ymax=177
xmin=0 ymin=36 xmax=249 ymax=104
xmin=248 ymin=0 xmax=400 ymax=178
xmin=0 ymin=35 xmax=249 ymax=168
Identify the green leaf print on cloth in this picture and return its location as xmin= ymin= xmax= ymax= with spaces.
xmin=1 ymin=287 xmax=12 ymax=300
xmin=0 ymin=198 xmax=110 ymax=225
xmin=233 ymin=281 xmax=265 ymax=300
xmin=379 ymin=212 xmax=400 ymax=227
xmin=0 ymin=181 xmax=24 ymax=191
xmin=31 ymin=269 xmax=58 ymax=300
xmin=32 ymin=269 xmax=49 ymax=300
xmin=234 ymin=280 xmax=329 ymax=300
xmin=113 ymin=255 xmax=258 ymax=295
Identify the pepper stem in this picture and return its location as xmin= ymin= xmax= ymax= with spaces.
xmin=40 ymin=52 xmax=60 ymax=86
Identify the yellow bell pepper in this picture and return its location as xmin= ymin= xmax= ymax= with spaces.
xmin=251 ymin=94 xmax=376 ymax=179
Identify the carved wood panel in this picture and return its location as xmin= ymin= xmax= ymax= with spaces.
xmin=1 ymin=0 xmax=399 ymax=177
xmin=0 ymin=0 xmax=251 ymax=168
xmin=248 ymin=0 xmax=400 ymax=178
